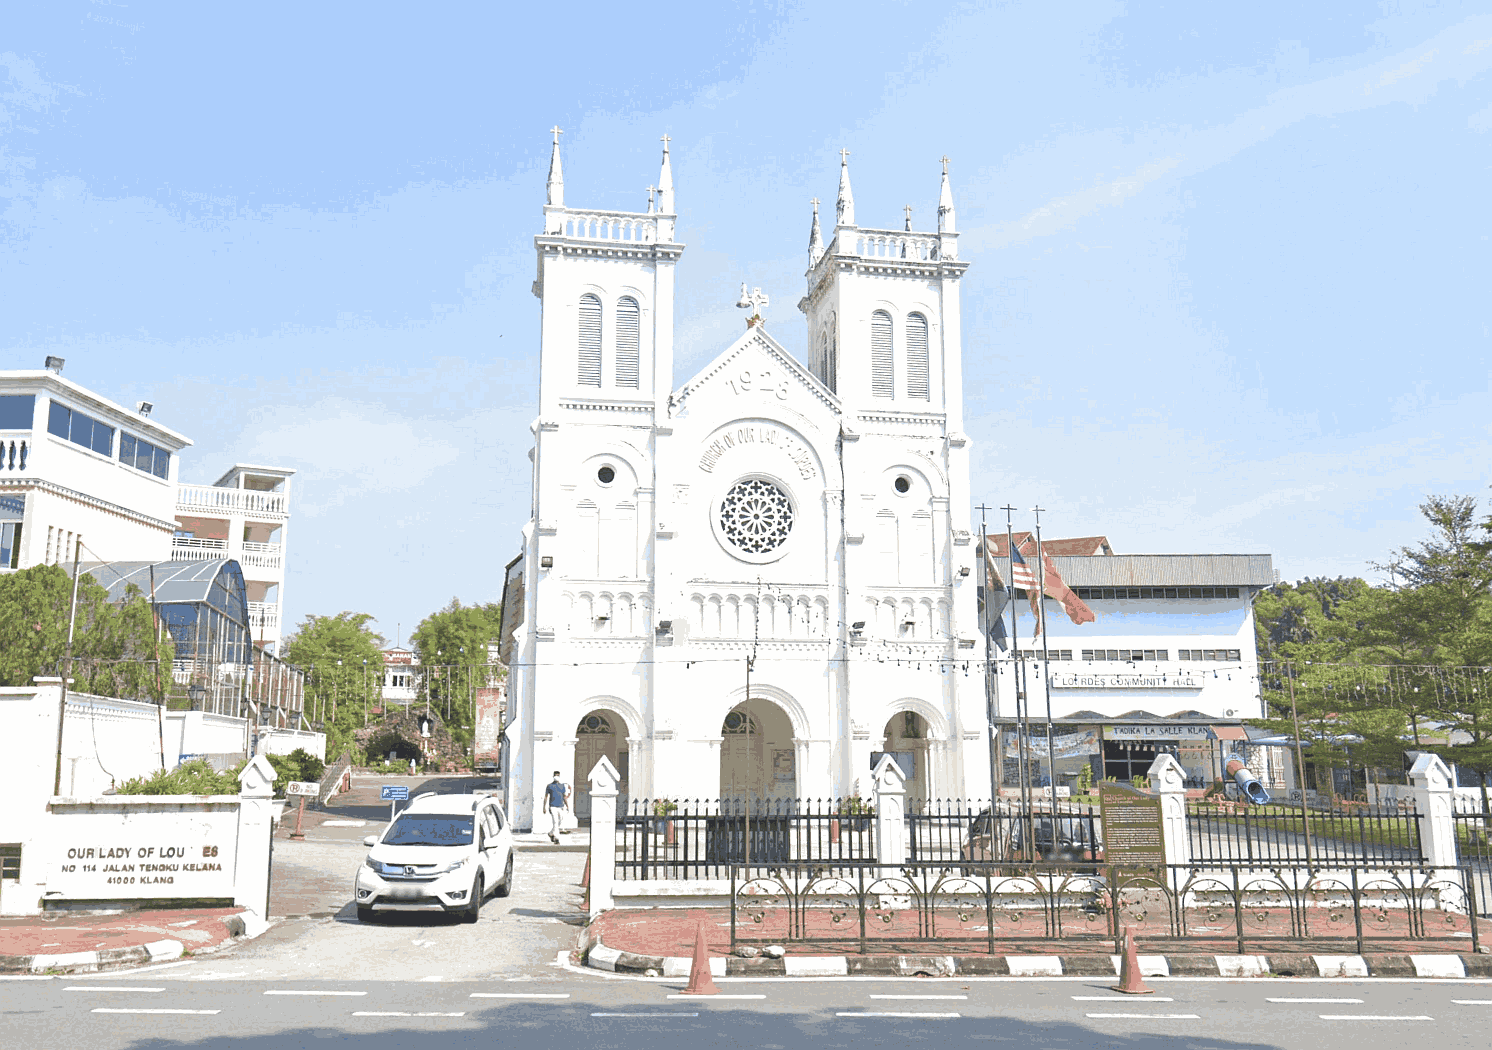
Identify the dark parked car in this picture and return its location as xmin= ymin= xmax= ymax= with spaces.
xmin=962 ymin=810 xmax=1104 ymax=866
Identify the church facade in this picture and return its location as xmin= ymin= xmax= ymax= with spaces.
xmin=505 ymin=136 xmax=990 ymax=830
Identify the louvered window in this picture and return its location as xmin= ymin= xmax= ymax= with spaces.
xmin=615 ymin=297 xmax=640 ymax=388
xmin=906 ymin=313 xmax=929 ymax=400
xmin=577 ymin=294 xmax=602 ymax=386
xmin=870 ymin=310 xmax=893 ymax=398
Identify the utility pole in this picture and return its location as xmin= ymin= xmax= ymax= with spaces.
xmin=1002 ymin=506 xmax=1033 ymax=860
xmin=53 ymin=535 xmax=85 ymax=796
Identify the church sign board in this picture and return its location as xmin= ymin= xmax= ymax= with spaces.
xmin=44 ymin=799 xmax=239 ymax=900
xmin=1051 ymin=673 xmax=1203 ymax=689
xmin=1097 ymin=781 xmax=1165 ymax=869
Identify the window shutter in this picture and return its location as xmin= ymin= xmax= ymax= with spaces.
xmin=615 ymin=297 xmax=640 ymax=388
xmin=906 ymin=313 xmax=929 ymax=400
xmin=577 ymin=295 xmax=602 ymax=386
xmin=870 ymin=311 xmax=893 ymax=398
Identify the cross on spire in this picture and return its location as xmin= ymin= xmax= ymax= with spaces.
xmin=550 ymin=126 xmax=563 ymax=143
xmin=904 ymin=204 xmax=914 ymax=230
xmin=810 ymin=196 xmax=820 ymax=208
xmin=940 ymin=154 xmax=949 ymax=174
xmin=839 ymin=147 xmax=851 ymax=164
xmin=661 ymin=133 xmax=671 ymax=149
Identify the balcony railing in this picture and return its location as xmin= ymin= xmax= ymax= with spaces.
xmin=172 ymin=536 xmax=228 ymax=550
xmin=248 ymin=602 xmax=280 ymax=630
xmin=240 ymin=550 xmax=282 ymax=570
xmin=177 ymin=484 xmax=287 ymax=517
xmin=1 ymin=433 xmax=29 ymax=473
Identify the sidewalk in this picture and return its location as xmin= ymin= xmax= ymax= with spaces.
xmin=0 ymin=907 xmax=252 ymax=974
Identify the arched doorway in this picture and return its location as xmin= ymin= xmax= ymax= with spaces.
xmin=880 ymin=711 xmax=932 ymax=805
xmin=572 ymin=711 xmax=629 ymax=821
xmin=719 ymin=699 xmax=796 ymax=806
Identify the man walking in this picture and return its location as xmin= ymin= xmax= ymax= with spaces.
xmin=544 ymin=771 xmax=570 ymax=845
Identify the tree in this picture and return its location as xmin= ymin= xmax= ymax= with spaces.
xmin=282 ymin=612 xmax=385 ymax=761
xmin=410 ymin=597 xmax=503 ymax=743
xmin=0 ymin=563 xmax=173 ymax=699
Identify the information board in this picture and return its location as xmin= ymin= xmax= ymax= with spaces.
xmin=380 ymin=785 xmax=409 ymax=801
xmin=1098 ymin=781 xmax=1165 ymax=867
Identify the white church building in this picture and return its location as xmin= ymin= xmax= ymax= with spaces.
xmin=505 ymin=137 xmax=988 ymax=829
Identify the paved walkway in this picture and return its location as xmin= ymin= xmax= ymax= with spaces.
xmin=0 ymin=907 xmax=247 ymax=962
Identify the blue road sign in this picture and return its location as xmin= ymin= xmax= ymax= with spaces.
xmin=380 ymin=785 xmax=409 ymax=801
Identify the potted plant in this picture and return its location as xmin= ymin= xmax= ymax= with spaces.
xmin=653 ymin=798 xmax=678 ymax=843
xmin=832 ymin=795 xmax=874 ymax=841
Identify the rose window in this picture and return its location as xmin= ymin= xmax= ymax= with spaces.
xmin=719 ymin=479 xmax=794 ymax=554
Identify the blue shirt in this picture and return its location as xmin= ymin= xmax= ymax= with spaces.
xmin=544 ymin=781 xmax=567 ymax=807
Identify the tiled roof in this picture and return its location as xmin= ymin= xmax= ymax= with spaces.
xmin=985 ymin=532 xmax=1112 ymax=557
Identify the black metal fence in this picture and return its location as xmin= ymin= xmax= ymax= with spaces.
xmin=1187 ymin=803 xmax=1423 ymax=864
xmin=907 ymin=798 xmax=1102 ymax=864
xmin=616 ymin=798 xmax=875 ymax=881
xmin=730 ymin=860 xmax=1482 ymax=956
xmin=1454 ymin=799 xmax=1492 ymax=916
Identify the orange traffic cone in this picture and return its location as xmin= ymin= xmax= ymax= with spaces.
xmin=679 ymin=922 xmax=720 ymax=996
xmin=1111 ymin=931 xmax=1155 ymax=995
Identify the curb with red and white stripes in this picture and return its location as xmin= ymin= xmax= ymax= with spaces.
xmin=583 ymin=938 xmax=1492 ymax=980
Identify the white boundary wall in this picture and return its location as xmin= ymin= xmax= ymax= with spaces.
xmin=258 ymin=727 xmax=325 ymax=761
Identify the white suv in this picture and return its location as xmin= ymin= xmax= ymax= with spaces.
xmin=354 ymin=792 xmax=514 ymax=922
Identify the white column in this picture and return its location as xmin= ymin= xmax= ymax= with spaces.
xmin=234 ymin=754 xmax=277 ymax=922
xmin=1408 ymin=753 xmax=1458 ymax=869
xmin=873 ymin=753 xmax=908 ymax=866
xmin=1147 ymin=753 xmax=1190 ymax=869
xmin=586 ymin=755 xmax=621 ymax=917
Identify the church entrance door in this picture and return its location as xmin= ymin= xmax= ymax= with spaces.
xmin=718 ymin=699 xmax=796 ymax=808
xmin=573 ymin=712 xmax=629 ymax=821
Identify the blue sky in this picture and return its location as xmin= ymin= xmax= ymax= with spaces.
xmin=3 ymin=1 xmax=1490 ymax=642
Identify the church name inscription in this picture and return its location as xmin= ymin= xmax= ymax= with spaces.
xmin=1051 ymin=674 xmax=1203 ymax=689
xmin=51 ymin=843 xmax=229 ymax=896
xmin=699 ymin=424 xmax=818 ymax=480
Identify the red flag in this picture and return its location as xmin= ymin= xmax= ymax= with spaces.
xmin=1032 ymin=551 xmax=1096 ymax=627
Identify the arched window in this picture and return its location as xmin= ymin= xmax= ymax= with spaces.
xmin=578 ymin=294 xmax=602 ymax=386
xmin=615 ymin=297 xmax=640 ymax=388
xmin=870 ymin=310 xmax=893 ymax=398
xmin=906 ymin=313 xmax=929 ymax=400
xmin=827 ymin=314 xmax=839 ymax=394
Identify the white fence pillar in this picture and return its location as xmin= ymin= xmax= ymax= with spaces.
xmin=873 ymin=753 xmax=908 ymax=866
xmin=234 ymin=754 xmax=277 ymax=921
xmin=1408 ymin=753 xmax=1458 ymax=869
xmin=1147 ymin=753 xmax=1191 ymax=868
xmin=586 ymin=755 xmax=620 ymax=917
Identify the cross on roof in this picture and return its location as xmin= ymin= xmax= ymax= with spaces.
xmin=941 ymin=154 xmax=950 ymax=174
xmin=904 ymin=204 xmax=914 ymax=229
xmin=840 ymin=148 xmax=851 ymax=164
xmin=550 ymin=126 xmax=563 ymax=143
xmin=661 ymin=133 xmax=671 ymax=148
xmin=811 ymin=196 xmax=820 ymax=208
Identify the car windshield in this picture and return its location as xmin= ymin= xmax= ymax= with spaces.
xmin=383 ymin=814 xmax=475 ymax=847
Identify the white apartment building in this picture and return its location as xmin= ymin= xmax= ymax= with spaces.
xmin=381 ymin=646 xmax=420 ymax=706
xmin=172 ymin=464 xmax=295 ymax=654
xmin=1 ymin=364 xmax=192 ymax=571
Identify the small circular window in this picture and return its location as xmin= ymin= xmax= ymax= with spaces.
xmin=597 ymin=465 xmax=616 ymax=484
xmin=894 ymin=475 xmax=911 ymax=494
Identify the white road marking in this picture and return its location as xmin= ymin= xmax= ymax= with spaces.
xmin=263 ymin=989 xmax=368 ymax=996
xmin=352 ymin=1011 xmax=466 ymax=1017
xmin=1073 ymin=996 xmax=1174 ymax=1002
xmin=91 ymin=1008 xmax=220 ymax=1015
xmin=837 ymin=1012 xmax=961 ymax=1018
xmin=65 ymin=986 xmax=165 ymax=992
xmin=1317 ymin=1015 xmax=1432 ymax=1021
xmin=591 ymin=1012 xmax=700 ymax=1017
xmin=70 ymin=960 xmax=194 ymax=978
xmin=870 ymin=995 xmax=969 ymax=1000
xmin=0 ymin=976 xmax=54 ymax=982
xmin=1267 ymin=998 xmax=1364 ymax=1004
xmin=1087 ymin=1013 xmax=1200 ymax=1020
xmin=1452 ymin=1000 xmax=1492 ymax=1005
xmin=666 ymin=993 xmax=766 ymax=999
xmin=470 ymin=992 xmax=572 ymax=998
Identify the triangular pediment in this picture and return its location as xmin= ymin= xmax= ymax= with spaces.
xmin=673 ymin=323 xmax=841 ymax=420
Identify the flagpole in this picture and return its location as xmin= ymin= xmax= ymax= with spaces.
xmin=976 ymin=504 xmax=1001 ymax=813
xmin=1002 ymin=506 xmax=1033 ymax=859
xmin=1032 ymin=507 xmax=1058 ymax=806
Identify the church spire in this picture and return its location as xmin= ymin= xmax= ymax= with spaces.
xmin=835 ymin=148 xmax=855 ymax=227
xmin=546 ymin=127 xmax=564 ymax=207
xmin=657 ymin=134 xmax=675 ymax=214
xmin=808 ymin=197 xmax=824 ymax=266
xmin=937 ymin=154 xmax=956 ymax=234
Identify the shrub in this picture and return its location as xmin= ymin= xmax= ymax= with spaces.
xmin=264 ymin=749 xmax=326 ymax=798
xmin=115 ymin=759 xmax=244 ymax=795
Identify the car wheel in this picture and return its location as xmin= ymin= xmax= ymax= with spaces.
xmin=495 ymin=854 xmax=514 ymax=898
xmin=462 ymin=876 xmax=482 ymax=923
xmin=357 ymin=905 xmax=374 ymax=923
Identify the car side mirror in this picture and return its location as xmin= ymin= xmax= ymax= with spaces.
xmin=363 ymin=835 xmax=378 ymax=847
